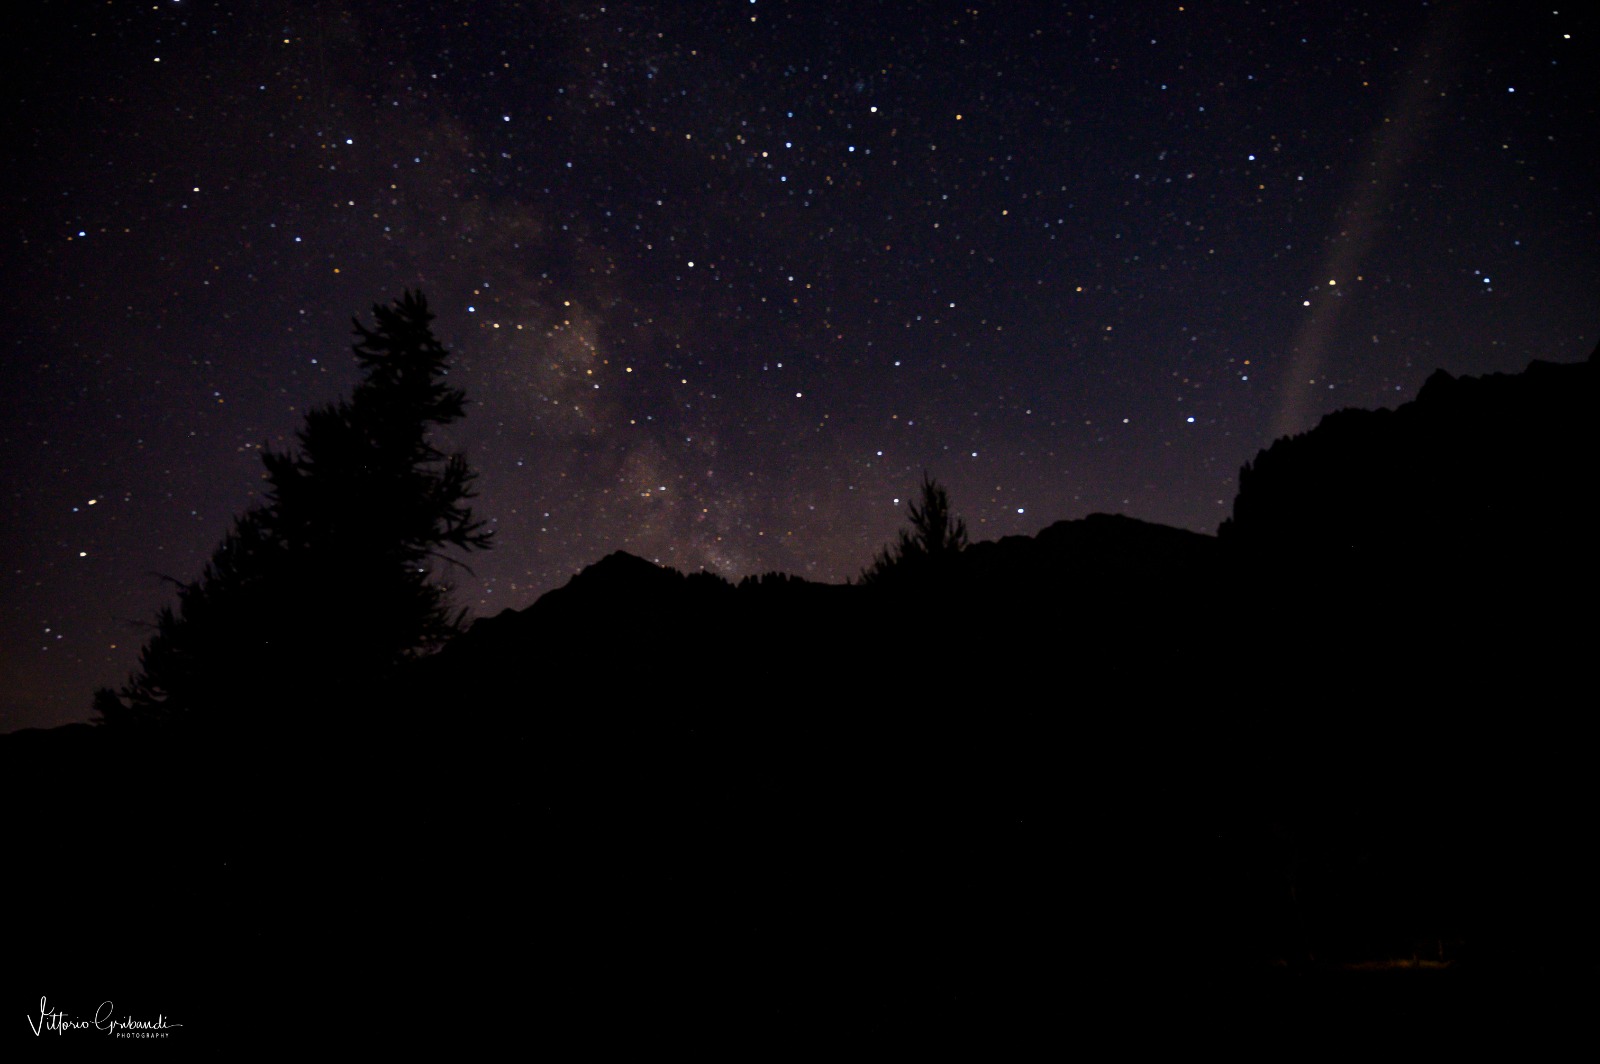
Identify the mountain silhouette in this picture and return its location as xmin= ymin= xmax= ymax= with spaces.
xmin=5 ymin=346 xmax=1598 ymax=1046
xmin=1222 ymin=346 xmax=1599 ymax=572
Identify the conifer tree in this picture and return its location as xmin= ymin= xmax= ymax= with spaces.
xmin=95 ymin=291 xmax=491 ymax=727
xmin=860 ymin=473 xmax=967 ymax=585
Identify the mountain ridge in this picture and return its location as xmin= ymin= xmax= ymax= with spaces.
xmin=4 ymin=344 xmax=1597 ymax=1043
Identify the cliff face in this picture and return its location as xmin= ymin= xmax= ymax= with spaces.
xmin=1221 ymin=353 xmax=1599 ymax=571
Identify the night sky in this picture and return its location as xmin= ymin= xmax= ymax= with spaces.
xmin=4 ymin=1 xmax=1596 ymax=731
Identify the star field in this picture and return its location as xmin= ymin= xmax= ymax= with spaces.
xmin=3 ymin=1 xmax=1596 ymax=729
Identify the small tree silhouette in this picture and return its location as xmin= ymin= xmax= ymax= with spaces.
xmin=96 ymin=290 xmax=492 ymax=728
xmin=860 ymin=473 xmax=968 ymax=585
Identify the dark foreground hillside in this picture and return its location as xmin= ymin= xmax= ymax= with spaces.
xmin=5 ymin=349 xmax=1598 ymax=1047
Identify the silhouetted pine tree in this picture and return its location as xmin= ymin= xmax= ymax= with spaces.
xmin=859 ymin=473 xmax=967 ymax=585
xmin=95 ymin=291 xmax=492 ymax=728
